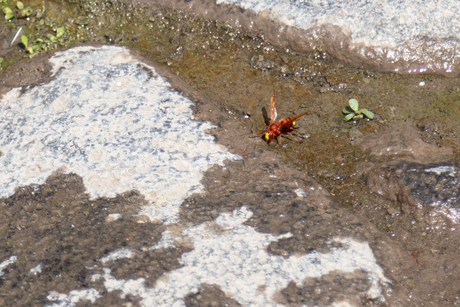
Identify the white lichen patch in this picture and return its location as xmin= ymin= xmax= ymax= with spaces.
xmin=294 ymin=188 xmax=308 ymax=198
xmin=29 ymin=262 xmax=43 ymax=275
xmin=105 ymin=213 xmax=122 ymax=223
xmin=50 ymin=207 xmax=389 ymax=307
xmin=47 ymin=289 xmax=101 ymax=306
xmin=0 ymin=46 xmax=239 ymax=223
xmin=0 ymin=255 xmax=17 ymax=277
xmin=99 ymin=248 xmax=135 ymax=264
xmin=425 ymin=166 xmax=456 ymax=176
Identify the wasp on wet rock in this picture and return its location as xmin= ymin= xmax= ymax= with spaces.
xmin=252 ymin=89 xmax=308 ymax=145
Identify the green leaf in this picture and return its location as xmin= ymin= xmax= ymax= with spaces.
xmin=354 ymin=114 xmax=364 ymax=120
xmin=342 ymin=106 xmax=353 ymax=114
xmin=21 ymin=7 xmax=32 ymax=17
xmin=47 ymin=34 xmax=56 ymax=42
xmin=360 ymin=109 xmax=374 ymax=119
xmin=344 ymin=113 xmax=355 ymax=121
xmin=3 ymin=6 xmax=13 ymax=20
xmin=348 ymin=99 xmax=359 ymax=112
xmin=56 ymin=27 xmax=65 ymax=37
xmin=0 ymin=57 xmax=4 ymax=64
xmin=16 ymin=1 xmax=23 ymax=9
xmin=26 ymin=46 xmax=33 ymax=54
xmin=20 ymin=35 xmax=28 ymax=47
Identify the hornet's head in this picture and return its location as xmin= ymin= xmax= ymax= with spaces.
xmin=264 ymin=131 xmax=274 ymax=143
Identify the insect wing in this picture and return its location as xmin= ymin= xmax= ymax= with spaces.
xmin=261 ymin=106 xmax=271 ymax=126
xmin=270 ymin=89 xmax=277 ymax=123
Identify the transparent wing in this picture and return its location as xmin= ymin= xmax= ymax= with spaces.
xmin=262 ymin=107 xmax=271 ymax=126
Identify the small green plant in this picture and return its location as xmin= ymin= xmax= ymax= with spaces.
xmin=21 ymin=35 xmax=32 ymax=53
xmin=3 ymin=6 xmax=13 ymax=20
xmin=17 ymin=1 xmax=33 ymax=18
xmin=20 ymin=35 xmax=39 ymax=56
xmin=1 ymin=1 xmax=32 ymax=20
xmin=343 ymin=98 xmax=374 ymax=121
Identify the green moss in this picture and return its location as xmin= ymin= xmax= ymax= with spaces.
xmin=427 ymin=88 xmax=460 ymax=119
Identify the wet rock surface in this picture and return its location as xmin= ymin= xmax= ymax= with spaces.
xmin=278 ymin=271 xmax=374 ymax=306
xmin=2 ymin=9 xmax=460 ymax=303
xmin=140 ymin=0 xmax=460 ymax=75
xmin=366 ymin=160 xmax=460 ymax=227
xmin=353 ymin=122 xmax=460 ymax=306
xmin=0 ymin=172 xmax=168 ymax=306
xmin=180 ymin=156 xmax=368 ymax=256
xmin=356 ymin=122 xmax=460 ymax=227
xmin=184 ymin=284 xmax=242 ymax=307
xmin=354 ymin=122 xmax=453 ymax=163
xmin=0 ymin=45 xmax=396 ymax=306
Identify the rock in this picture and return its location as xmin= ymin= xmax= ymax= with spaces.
xmin=354 ymin=122 xmax=453 ymax=163
xmin=365 ymin=160 xmax=460 ymax=227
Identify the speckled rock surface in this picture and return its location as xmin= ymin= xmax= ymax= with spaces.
xmin=0 ymin=45 xmax=396 ymax=306
xmin=0 ymin=45 xmax=239 ymax=224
